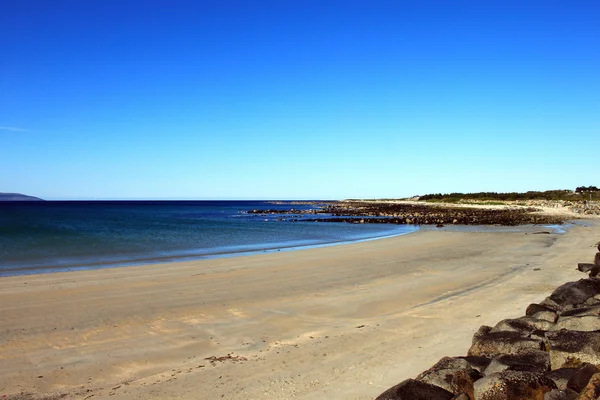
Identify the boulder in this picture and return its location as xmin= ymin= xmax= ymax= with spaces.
xmin=560 ymin=304 xmax=600 ymax=317
xmin=459 ymin=356 xmax=492 ymax=375
xmin=542 ymin=388 xmax=578 ymax=400
xmin=541 ymin=297 xmax=568 ymax=312
xmin=589 ymin=265 xmax=600 ymax=278
xmin=535 ymin=311 xmax=558 ymax=323
xmin=491 ymin=317 xmax=554 ymax=334
xmin=565 ymin=363 xmax=599 ymax=393
xmin=545 ymin=330 xmax=600 ymax=370
xmin=526 ymin=304 xmax=558 ymax=323
xmin=468 ymin=329 xmax=544 ymax=358
xmin=544 ymin=368 xmax=579 ymax=389
xmin=375 ymin=378 xmax=454 ymax=400
xmin=484 ymin=351 xmax=550 ymax=375
xmin=551 ymin=315 xmax=600 ymax=331
xmin=578 ymin=372 xmax=600 ymax=400
xmin=548 ymin=279 xmax=600 ymax=308
xmin=416 ymin=357 xmax=482 ymax=397
xmin=473 ymin=371 xmax=557 ymax=400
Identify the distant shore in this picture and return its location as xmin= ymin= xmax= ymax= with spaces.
xmin=249 ymin=199 xmax=599 ymax=226
xmin=1 ymin=220 xmax=598 ymax=399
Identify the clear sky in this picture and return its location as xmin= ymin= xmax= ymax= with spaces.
xmin=1 ymin=1 xmax=598 ymax=200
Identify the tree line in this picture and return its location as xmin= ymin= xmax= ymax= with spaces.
xmin=420 ymin=188 xmax=597 ymax=202
xmin=575 ymin=186 xmax=599 ymax=193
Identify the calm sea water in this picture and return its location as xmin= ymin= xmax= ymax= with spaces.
xmin=0 ymin=201 xmax=416 ymax=276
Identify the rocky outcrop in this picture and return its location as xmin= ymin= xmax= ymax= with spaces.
xmin=375 ymin=243 xmax=600 ymax=400
xmin=248 ymin=202 xmax=566 ymax=226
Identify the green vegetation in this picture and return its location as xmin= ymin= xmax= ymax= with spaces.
xmin=420 ymin=188 xmax=599 ymax=202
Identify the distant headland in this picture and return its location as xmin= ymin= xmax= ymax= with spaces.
xmin=0 ymin=192 xmax=43 ymax=201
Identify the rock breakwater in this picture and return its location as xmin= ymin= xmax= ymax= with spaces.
xmin=375 ymin=242 xmax=600 ymax=399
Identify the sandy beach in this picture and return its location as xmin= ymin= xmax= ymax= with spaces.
xmin=1 ymin=221 xmax=599 ymax=399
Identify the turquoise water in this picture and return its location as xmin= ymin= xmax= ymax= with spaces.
xmin=0 ymin=201 xmax=416 ymax=276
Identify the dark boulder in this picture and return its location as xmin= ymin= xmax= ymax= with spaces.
xmin=473 ymin=371 xmax=557 ymax=400
xmin=545 ymin=330 xmax=600 ymax=370
xmin=416 ymin=356 xmax=482 ymax=398
xmin=375 ymin=378 xmax=454 ymax=400
xmin=589 ymin=265 xmax=600 ymax=278
xmin=549 ymin=279 xmax=600 ymax=308
xmin=565 ymin=363 xmax=599 ymax=393
xmin=540 ymin=297 xmax=565 ymax=313
xmin=544 ymin=368 xmax=579 ymax=390
xmin=560 ymin=304 xmax=600 ymax=317
xmin=484 ymin=350 xmax=550 ymax=375
xmin=459 ymin=356 xmax=492 ymax=375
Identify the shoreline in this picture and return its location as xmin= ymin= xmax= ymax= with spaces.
xmin=0 ymin=224 xmax=416 ymax=278
xmin=1 ymin=220 xmax=598 ymax=399
xmin=0 ymin=222 xmax=567 ymax=278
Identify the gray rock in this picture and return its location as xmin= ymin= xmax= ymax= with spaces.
xmin=468 ymin=329 xmax=544 ymax=358
xmin=526 ymin=303 xmax=558 ymax=322
xmin=534 ymin=311 xmax=558 ymax=323
xmin=416 ymin=356 xmax=482 ymax=397
xmin=551 ymin=315 xmax=600 ymax=331
xmin=545 ymin=330 xmax=600 ymax=370
xmin=544 ymin=368 xmax=579 ymax=389
xmin=375 ymin=378 xmax=454 ymax=400
xmin=484 ymin=350 xmax=550 ymax=375
xmin=473 ymin=371 xmax=557 ymax=400
xmin=491 ymin=317 xmax=554 ymax=334
xmin=543 ymin=388 xmax=578 ymax=400
xmin=566 ymin=363 xmax=599 ymax=393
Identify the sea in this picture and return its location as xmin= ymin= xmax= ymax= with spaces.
xmin=0 ymin=201 xmax=417 ymax=277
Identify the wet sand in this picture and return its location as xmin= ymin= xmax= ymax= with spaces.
xmin=1 ymin=222 xmax=598 ymax=399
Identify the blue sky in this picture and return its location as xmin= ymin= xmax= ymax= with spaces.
xmin=1 ymin=1 xmax=598 ymax=200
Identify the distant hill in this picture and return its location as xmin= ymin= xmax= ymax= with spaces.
xmin=0 ymin=192 xmax=44 ymax=201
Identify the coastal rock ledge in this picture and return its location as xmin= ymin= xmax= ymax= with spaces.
xmin=375 ymin=242 xmax=600 ymax=400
